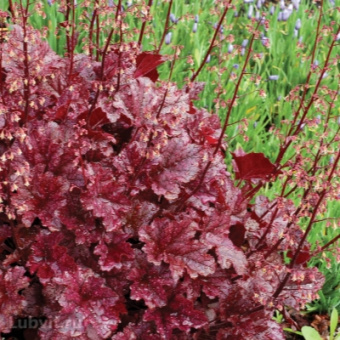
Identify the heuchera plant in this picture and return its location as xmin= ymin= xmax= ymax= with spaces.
xmin=0 ymin=1 xmax=339 ymax=339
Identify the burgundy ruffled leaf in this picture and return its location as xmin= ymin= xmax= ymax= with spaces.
xmin=203 ymin=232 xmax=247 ymax=275
xmin=143 ymin=294 xmax=208 ymax=338
xmin=93 ymin=232 xmax=134 ymax=271
xmin=81 ymin=164 xmax=130 ymax=232
xmin=26 ymin=230 xmax=77 ymax=284
xmin=12 ymin=167 xmax=70 ymax=230
xmin=232 ymin=152 xmax=278 ymax=181
xmin=0 ymin=266 xmax=30 ymax=333
xmin=150 ymin=138 xmax=201 ymax=200
xmin=139 ymin=217 xmax=216 ymax=281
xmin=134 ymin=52 xmax=165 ymax=82
xmin=112 ymin=321 xmax=161 ymax=340
xmin=218 ymin=310 xmax=285 ymax=340
xmin=128 ymin=252 xmax=175 ymax=308
xmin=40 ymin=267 xmax=126 ymax=339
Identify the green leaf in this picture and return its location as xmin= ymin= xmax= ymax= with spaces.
xmin=330 ymin=308 xmax=339 ymax=340
xmin=301 ymin=326 xmax=323 ymax=340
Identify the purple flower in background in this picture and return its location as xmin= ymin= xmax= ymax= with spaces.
xmin=253 ymin=121 xmax=258 ymax=128
xmin=108 ymin=0 xmax=114 ymax=6
xmin=228 ymin=44 xmax=234 ymax=53
xmin=268 ymin=75 xmax=279 ymax=81
xmin=206 ymin=55 xmax=211 ymax=63
xmin=165 ymin=32 xmax=172 ymax=45
xmin=192 ymin=23 xmax=198 ymax=33
xmin=234 ymin=11 xmax=239 ymax=17
xmin=244 ymin=0 xmax=254 ymax=3
xmin=241 ymin=48 xmax=245 ymax=56
xmin=280 ymin=0 xmax=285 ymax=9
xmin=295 ymin=19 xmax=301 ymax=30
xmin=213 ymin=23 xmax=224 ymax=34
xmin=194 ymin=14 xmax=199 ymax=23
xmin=233 ymin=64 xmax=240 ymax=69
xmin=270 ymin=6 xmax=275 ymax=15
xmin=170 ymin=13 xmax=178 ymax=24
xmin=248 ymin=5 xmax=254 ymax=19
xmin=282 ymin=6 xmax=293 ymax=21
xmin=127 ymin=0 xmax=133 ymax=7
xmin=242 ymin=39 xmax=249 ymax=47
xmin=322 ymin=72 xmax=328 ymax=79
xmin=255 ymin=11 xmax=260 ymax=21
xmin=336 ymin=32 xmax=340 ymax=41
xmin=294 ymin=29 xmax=298 ymax=38
xmin=47 ymin=0 xmax=53 ymax=5
xmin=256 ymin=0 xmax=262 ymax=8
xmin=261 ymin=36 xmax=269 ymax=47
xmin=292 ymin=0 xmax=300 ymax=10
xmin=277 ymin=11 xmax=283 ymax=21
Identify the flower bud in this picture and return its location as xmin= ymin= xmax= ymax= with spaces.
xmin=270 ymin=6 xmax=275 ymax=15
xmin=247 ymin=5 xmax=253 ymax=19
xmin=295 ymin=19 xmax=301 ymax=30
xmin=242 ymin=39 xmax=249 ymax=48
xmin=233 ymin=64 xmax=239 ymax=69
xmin=192 ymin=23 xmax=198 ymax=33
xmin=268 ymin=75 xmax=279 ymax=81
xmin=261 ymin=36 xmax=269 ymax=47
xmin=165 ymin=32 xmax=172 ymax=45
xmin=228 ymin=44 xmax=233 ymax=53
xmin=194 ymin=14 xmax=199 ymax=23
xmin=206 ymin=54 xmax=211 ymax=63
xmin=170 ymin=13 xmax=178 ymax=24
xmin=292 ymin=0 xmax=300 ymax=10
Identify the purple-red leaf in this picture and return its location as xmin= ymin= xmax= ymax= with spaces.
xmin=139 ymin=217 xmax=216 ymax=281
xmin=134 ymin=52 xmax=165 ymax=82
xmin=232 ymin=152 xmax=278 ymax=181
xmin=143 ymin=295 xmax=208 ymax=338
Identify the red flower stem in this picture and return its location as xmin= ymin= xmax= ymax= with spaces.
xmin=287 ymin=0 xmax=324 ymax=136
xmin=138 ymin=0 xmax=153 ymax=48
xmin=88 ymin=4 xmax=97 ymax=59
xmin=156 ymin=0 xmax=173 ymax=53
xmin=8 ymin=0 xmax=15 ymax=20
xmin=272 ymin=149 xmax=340 ymax=299
xmin=19 ymin=0 xmax=31 ymax=125
xmin=96 ymin=10 xmax=100 ymax=61
xmin=189 ymin=0 xmax=232 ymax=85
xmin=68 ymin=0 xmax=76 ymax=82
xmin=175 ymin=24 xmax=259 ymax=211
xmin=86 ymin=26 xmax=115 ymax=126
xmin=65 ymin=0 xmax=71 ymax=55
xmin=275 ymin=25 xmax=339 ymax=168
xmin=317 ymin=234 xmax=340 ymax=254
